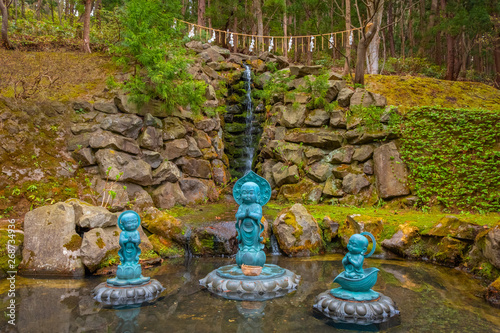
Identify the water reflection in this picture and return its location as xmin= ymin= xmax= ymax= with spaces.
xmin=0 ymin=255 xmax=499 ymax=333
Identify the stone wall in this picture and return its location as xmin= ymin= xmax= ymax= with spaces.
xmin=254 ymin=67 xmax=411 ymax=205
xmin=68 ymin=92 xmax=230 ymax=210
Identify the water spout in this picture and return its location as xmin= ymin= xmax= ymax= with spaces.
xmin=242 ymin=64 xmax=256 ymax=175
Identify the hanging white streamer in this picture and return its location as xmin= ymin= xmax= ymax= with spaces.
xmin=349 ymin=31 xmax=353 ymax=46
xmin=329 ymin=34 xmax=334 ymax=49
xmin=188 ymin=26 xmax=195 ymax=38
xmin=310 ymin=36 xmax=315 ymax=52
xmin=208 ymin=30 xmax=216 ymax=43
xmin=249 ymin=37 xmax=255 ymax=52
xmin=288 ymin=37 xmax=293 ymax=52
xmin=268 ymin=37 xmax=274 ymax=52
xmin=173 ymin=19 xmax=176 ymax=29
xmin=229 ymin=33 xmax=234 ymax=47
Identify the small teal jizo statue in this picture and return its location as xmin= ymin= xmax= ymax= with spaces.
xmin=331 ymin=232 xmax=380 ymax=301
xmin=107 ymin=211 xmax=150 ymax=286
xmin=233 ymin=171 xmax=272 ymax=268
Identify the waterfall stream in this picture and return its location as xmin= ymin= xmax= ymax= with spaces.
xmin=270 ymin=234 xmax=281 ymax=256
xmin=242 ymin=64 xmax=256 ymax=175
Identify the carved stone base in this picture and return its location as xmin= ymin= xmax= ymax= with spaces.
xmin=313 ymin=290 xmax=400 ymax=325
xmin=199 ymin=264 xmax=300 ymax=301
xmin=93 ymin=279 xmax=164 ymax=307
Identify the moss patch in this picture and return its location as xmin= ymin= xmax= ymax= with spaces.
xmin=96 ymin=237 xmax=105 ymax=249
xmin=63 ymin=234 xmax=82 ymax=251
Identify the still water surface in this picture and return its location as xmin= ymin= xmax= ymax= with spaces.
xmin=1 ymin=255 xmax=499 ymax=333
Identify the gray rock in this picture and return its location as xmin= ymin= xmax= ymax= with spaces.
xmin=114 ymin=93 xmax=138 ymax=114
xmin=337 ymin=88 xmax=354 ymax=107
xmin=305 ymin=109 xmax=330 ymax=127
xmin=73 ymin=101 xmax=93 ymax=113
xmin=190 ymin=221 xmax=237 ymax=256
xmin=483 ymin=224 xmax=500 ymax=269
xmin=269 ymin=141 xmax=306 ymax=166
xmin=152 ymin=160 xmax=181 ymax=184
xmin=329 ymin=110 xmax=347 ymax=128
xmin=66 ymin=199 xmax=117 ymax=229
xmin=176 ymin=157 xmax=212 ymax=179
xmin=70 ymin=123 xmax=100 ymax=135
xmin=205 ymin=85 xmax=217 ymax=101
xmin=373 ymin=142 xmax=410 ymax=199
xmin=284 ymin=92 xmax=310 ymax=104
xmin=273 ymin=204 xmax=323 ymax=256
xmin=144 ymin=113 xmax=163 ymax=128
xmin=363 ymin=160 xmax=374 ymax=175
xmin=272 ymin=162 xmax=299 ymax=187
xmin=346 ymin=115 xmax=363 ymax=130
xmin=211 ymin=45 xmax=231 ymax=58
xmin=324 ymin=146 xmax=354 ymax=164
xmin=194 ymin=129 xmax=212 ymax=149
xmin=255 ymin=71 xmax=272 ymax=89
xmin=323 ymin=176 xmax=344 ymax=197
xmin=284 ymin=128 xmax=343 ymax=149
xmin=342 ymin=173 xmax=371 ymax=194
xmin=90 ymin=130 xmax=141 ymax=155
xmin=325 ymin=80 xmax=346 ymax=102
xmin=328 ymin=71 xmax=344 ymax=80
xmin=307 ymin=162 xmax=332 ymax=183
xmin=67 ymin=133 xmax=92 ymax=151
xmin=100 ymin=114 xmax=143 ymax=139
xmin=90 ymin=177 xmax=131 ymax=212
xmin=162 ymin=138 xmax=189 ymax=160
xmin=280 ymin=103 xmax=307 ymax=128
xmin=151 ymin=182 xmax=187 ymax=209
xmin=185 ymin=40 xmax=204 ymax=51
xmin=95 ymin=149 xmax=152 ymax=185
xmin=304 ymin=147 xmax=327 ymax=165
xmin=72 ymin=148 xmax=96 ymax=166
xmin=331 ymin=164 xmax=351 ymax=179
xmin=186 ymin=136 xmax=203 ymax=158
xmin=138 ymin=126 xmax=163 ymax=150
xmin=289 ymin=65 xmax=322 ymax=78
xmin=260 ymin=159 xmax=278 ymax=189
xmin=142 ymin=150 xmax=163 ymax=169
xmin=353 ymin=145 xmax=374 ymax=162
xmin=163 ymin=117 xmax=187 ymax=140
xmin=381 ymin=225 xmax=420 ymax=257
xmin=20 ymin=203 xmax=84 ymax=276
xmin=93 ymin=102 xmax=118 ymax=114
xmin=350 ymin=88 xmax=387 ymax=107
xmin=195 ymin=118 xmax=218 ymax=132
xmin=179 ymin=178 xmax=209 ymax=204
xmin=275 ymin=126 xmax=287 ymax=140
xmin=212 ymin=159 xmax=229 ymax=185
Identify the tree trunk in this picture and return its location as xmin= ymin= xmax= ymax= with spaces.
xmin=255 ymin=0 xmax=263 ymax=45
xmin=354 ymin=21 xmax=379 ymax=85
xmin=198 ymin=0 xmax=205 ymax=26
xmin=95 ymin=0 xmax=101 ymax=28
xmin=21 ymin=0 xmax=25 ymax=19
xmin=387 ymin=0 xmax=395 ymax=58
xmin=408 ymin=0 xmax=414 ymax=57
xmin=233 ymin=6 xmax=237 ymax=52
xmin=343 ymin=0 xmax=351 ymax=76
xmin=283 ymin=0 xmax=287 ymax=59
xmin=445 ymin=33 xmax=455 ymax=80
xmin=400 ymin=0 xmax=405 ymax=59
xmin=36 ymin=0 xmax=42 ymax=20
xmin=494 ymin=41 xmax=500 ymax=89
xmin=0 ymin=0 xmax=13 ymax=49
xmin=207 ymin=0 xmax=211 ymax=28
xmin=82 ymin=0 xmax=91 ymax=53
xmin=366 ymin=0 xmax=384 ymax=74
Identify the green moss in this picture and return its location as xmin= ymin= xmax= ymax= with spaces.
xmin=149 ymin=234 xmax=185 ymax=258
xmin=63 ymin=234 xmax=82 ymax=251
xmin=96 ymin=237 xmax=105 ymax=249
xmin=283 ymin=211 xmax=304 ymax=240
xmin=98 ymin=249 xmax=120 ymax=269
xmin=139 ymin=249 xmax=160 ymax=261
xmin=0 ymin=230 xmax=24 ymax=273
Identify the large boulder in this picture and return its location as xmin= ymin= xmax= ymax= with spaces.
xmin=95 ymin=149 xmax=153 ymax=185
xmin=477 ymin=223 xmax=500 ymax=269
xmin=100 ymin=114 xmax=143 ymax=139
xmin=89 ymin=131 xmax=141 ymax=155
xmin=325 ymin=80 xmax=346 ymax=102
xmin=426 ymin=216 xmax=483 ymax=241
xmin=486 ymin=278 xmax=500 ymax=308
xmin=352 ymin=145 xmax=374 ymax=162
xmin=373 ymin=142 xmax=410 ymax=199
xmin=272 ymin=204 xmax=323 ymax=256
xmin=211 ymin=159 xmax=229 ymax=185
xmin=339 ymin=214 xmax=384 ymax=248
xmin=289 ymin=65 xmax=322 ymax=77
xmin=350 ymin=88 xmax=387 ymax=108
xmin=284 ymin=128 xmax=343 ymax=149
xmin=324 ymin=145 xmax=354 ymax=164
xmin=329 ymin=110 xmax=347 ymax=128
xmin=151 ymin=182 xmax=188 ymax=209
xmin=323 ymin=176 xmax=344 ymax=197
xmin=269 ymin=141 xmax=306 ymax=166
xmin=138 ymin=126 xmax=163 ymax=151
xmin=342 ymin=173 xmax=371 ymax=194
xmin=141 ymin=209 xmax=187 ymax=245
xmin=306 ymin=161 xmax=332 ymax=183
xmin=65 ymin=198 xmax=117 ymax=229
xmin=151 ymin=160 xmax=181 ymax=184
xmin=304 ymin=109 xmax=330 ymax=127
xmin=337 ymin=88 xmax=354 ymax=107
xmin=20 ymin=203 xmax=85 ymax=276
xmin=277 ymin=178 xmax=322 ymax=203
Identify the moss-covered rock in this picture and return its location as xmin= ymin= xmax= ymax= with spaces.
xmin=381 ymin=224 xmax=420 ymax=257
xmin=277 ymin=178 xmax=321 ymax=203
xmin=148 ymin=234 xmax=185 ymax=258
xmin=272 ymin=204 xmax=323 ymax=256
xmin=0 ymin=229 xmax=24 ymax=277
xmin=140 ymin=208 xmax=187 ymax=245
xmin=426 ymin=215 xmax=483 ymax=241
xmin=338 ymin=214 xmax=384 ymax=248
xmin=486 ymin=277 xmax=500 ymax=308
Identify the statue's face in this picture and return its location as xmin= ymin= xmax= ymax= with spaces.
xmin=121 ymin=214 xmax=139 ymax=231
xmin=347 ymin=235 xmax=368 ymax=254
xmin=241 ymin=183 xmax=259 ymax=204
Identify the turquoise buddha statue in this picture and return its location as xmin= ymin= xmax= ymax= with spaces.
xmin=233 ymin=171 xmax=272 ymax=268
xmin=107 ymin=210 xmax=150 ymax=286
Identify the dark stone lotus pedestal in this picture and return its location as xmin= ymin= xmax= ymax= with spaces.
xmin=200 ymin=264 xmax=300 ymax=301
xmin=93 ymin=279 xmax=164 ymax=307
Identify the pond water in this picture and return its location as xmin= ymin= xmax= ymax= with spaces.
xmin=1 ymin=255 xmax=499 ymax=333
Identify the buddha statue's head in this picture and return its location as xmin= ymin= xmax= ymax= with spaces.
xmin=118 ymin=211 xmax=140 ymax=232
xmin=241 ymin=182 xmax=260 ymax=204
xmin=347 ymin=234 xmax=369 ymax=255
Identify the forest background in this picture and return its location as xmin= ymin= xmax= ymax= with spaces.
xmin=0 ymin=0 xmax=499 ymax=88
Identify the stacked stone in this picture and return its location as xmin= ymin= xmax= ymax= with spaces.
xmin=255 ymin=67 xmax=411 ymax=205
xmin=68 ymin=93 xmax=230 ymax=211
